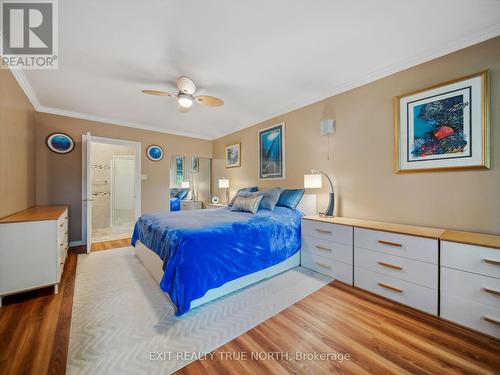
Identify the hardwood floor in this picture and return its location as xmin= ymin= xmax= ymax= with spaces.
xmin=91 ymin=237 xmax=131 ymax=251
xmin=1 ymin=243 xmax=499 ymax=375
xmin=177 ymin=282 xmax=500 ymax=375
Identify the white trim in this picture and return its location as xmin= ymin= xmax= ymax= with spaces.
xmin=258 ymin=122 xmax=286 ymax=181
xmin=7 ymin=25 xmax=500 ymax=140
xmin=37 ymin=105 xmax=212 ymax=140
xmin=82 ymin=136 xmax=141 ymax=252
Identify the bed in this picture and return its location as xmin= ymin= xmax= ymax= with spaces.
xmin=132 ymin=194 xmax=315 ymax=315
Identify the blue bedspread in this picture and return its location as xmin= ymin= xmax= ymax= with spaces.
xmin=170 ymin=198 xmax=180 ymax=212
xmin=131 ymin=207 xmax=302 ymax=315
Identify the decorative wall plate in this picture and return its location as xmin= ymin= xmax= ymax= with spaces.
xmin=147 ymin=145 xmax=164 ymax=161
xmin=46 ymin=133 xmax=75 ymax=154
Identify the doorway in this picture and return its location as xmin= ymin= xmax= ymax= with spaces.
xmin=82 ymin=134 xmax=141 ymax=252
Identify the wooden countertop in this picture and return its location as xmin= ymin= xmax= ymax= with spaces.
xmin=441 ymin=230 xmax=500 ymax=250
xmin=0 ymin=206 xmax=68 ymax=224
xmin=303 ymin=215 xmax=445 ymax=239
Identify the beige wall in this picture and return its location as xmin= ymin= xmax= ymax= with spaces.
xmin=0 ymin=69 xmax=36 ymax=218
xmin=35 ymin=113 xmax=212 ymax=242
xmin=212 ymin=36 xmax=500 ymax=235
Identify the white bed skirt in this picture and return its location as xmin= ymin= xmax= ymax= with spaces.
xmin=134 ymin=240 xmax=301 ymax=310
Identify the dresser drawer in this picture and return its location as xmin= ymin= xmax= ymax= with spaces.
xmin=441 ymin=267 xmax=500 ymax=309
xmin=354 ymin=267 xmax=437 ymax=315
xmin=301 ymin=220 xmax=352 ymax=245
xmin=355 ymin=247 xmax=437 ymax=289
xmin=302 ymin=235 xmax=352 ymax=264
xmin=441 ymin=293 xmax=500 ymax=339
xmin=354 ymin=228 xmax=437 ymax=264
xmin=301 ymin=251 xmax=352 ymax=284
xmin=441 ymin=241 xmax=500 ymax=279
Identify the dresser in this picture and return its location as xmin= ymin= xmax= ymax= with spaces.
xmin=0 ymin=206 xmax=69 ymax=306
xmin=440 ymin=231 xmax=500 ymax=338
xmin=180 ymin=200 xmax=203 ymax=210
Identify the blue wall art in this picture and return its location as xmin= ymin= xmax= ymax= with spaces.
xmin=395 ymin=71 xmax=489 ymax=172
xmin=259 ymin=122 xmax=285 ymax=179
xmin=46 ymin=133 xmax=74 ymax=154
xmin=147 ymin=145 xmax=164 ymax=161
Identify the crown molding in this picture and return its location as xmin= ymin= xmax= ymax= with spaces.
xmin=213 ymin=25 xmax=500 ymax=140
xmin=36 ymin=105 xmax=213 ymax=140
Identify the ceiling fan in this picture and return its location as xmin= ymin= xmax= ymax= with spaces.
xmin=142 ymin=76 xmax=224 ymax=113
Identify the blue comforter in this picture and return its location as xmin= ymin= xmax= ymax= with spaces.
xmin=170 ymin=198 xmax=180 ymax=212
xmin=131 ymin=207 xmax=302 ymax=315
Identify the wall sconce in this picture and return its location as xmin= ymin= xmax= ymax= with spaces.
xmin=321 ymin=118 xmax=335 ymax=160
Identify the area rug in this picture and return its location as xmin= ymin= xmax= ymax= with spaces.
xmin=67 ymin=247 xmax=331 ymax=374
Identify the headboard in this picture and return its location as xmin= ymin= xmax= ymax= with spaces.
xmin=297 ymin=194 xmax=316 ymax=216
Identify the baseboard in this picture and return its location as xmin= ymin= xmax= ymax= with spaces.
xmin=70 ymin=240 xmax=85 ymax=247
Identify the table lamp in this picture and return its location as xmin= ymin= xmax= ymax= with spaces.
xmin=304 ymin=170 xmax=334 ymax=217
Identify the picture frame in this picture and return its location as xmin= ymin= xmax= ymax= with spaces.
xmin=192 ymin=157 xmax=199 ymax=173
xmin=395 ymin=71 xmax=489 ymax=173
xmin=146 ymin=145 xmax=164 ymax=161
xmin=258 ymin=122 xmax=285 ymax=180
xmin=225 ymin=143 xmax=241 ymax=168
xmin=46 ymin=133 xmax=74 ymax=154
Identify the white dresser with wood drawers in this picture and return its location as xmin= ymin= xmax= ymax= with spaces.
xmin=440 ymin=231 xmax=500 ymax=338
xmin=0 ymin=206 xmax=69 ymax=306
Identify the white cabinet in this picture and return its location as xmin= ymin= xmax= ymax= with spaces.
xmin=0 ymin=206 xmax=68 ymax=306
xmin=440 ymin=241 xmax=500 ymax=338
xmin=300 ymin=218 xmax=353 ymax=284
xmin=180 ymin=200 xmax=203 ymax=210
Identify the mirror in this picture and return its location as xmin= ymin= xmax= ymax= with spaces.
xmin=169 ymin=155 xmax=211 ymax=211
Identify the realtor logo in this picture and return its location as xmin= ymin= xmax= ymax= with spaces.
xmin=1 ymin=0 xmax=58 ymax=69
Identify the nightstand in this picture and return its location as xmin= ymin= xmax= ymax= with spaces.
xmin=180 ymin=200 xmax=203 ymax=210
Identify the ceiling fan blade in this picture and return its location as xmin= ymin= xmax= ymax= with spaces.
xmin=142 ymin=89 xmax=175 ymax=97
xmin=195 ymin=95 xmax=224 ymax=107
xmin=177 ymin=105 xmax=191 ymax=113
xmin=176 ymin=76 xmax=196 ymax=95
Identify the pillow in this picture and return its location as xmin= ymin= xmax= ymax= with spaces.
xmin=231 ymin=195 xmax=263 ymax=214
xmin=170 ymin=188 xmax=180 ymax=198
xmin=239 ymin=188 xmax=282 ymax=211
xmin=176 ymin=188 xmax=189 ymax=200
xmin=228 ymin=186 xmax=259 ymax=206
xmin=276 ymin=189 xmax=305 ymax=209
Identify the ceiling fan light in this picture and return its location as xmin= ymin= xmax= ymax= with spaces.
xmin=178 ymin=93 xmax=194 ymax=108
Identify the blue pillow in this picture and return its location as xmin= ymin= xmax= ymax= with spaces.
xmin=176 ymin=188 xmax=189 ymax=200
xmin=170 ymin=188 xmax=180 ymax=198
xmin=276 ymin=189 xmax=304 ymax=209
xmin=229 ymin=187 xmax=259 ymax=206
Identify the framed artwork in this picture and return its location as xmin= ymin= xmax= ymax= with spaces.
xmin=192 ymin=157 xmax=199 ymax=173
xmin=46 ymin=133 xmax=74 ymax=154
xmin=175 ymin=156 xmax=184 ymax=184
xmin=258 ymin=122 xmax=285 ymax=180
xmin=395 ymin=71 xmax=489 ymax=173
xmin=146 ymin=145 xmax=164 ymax=161
xmin=225 ymin=143 xmax=241 ymax=168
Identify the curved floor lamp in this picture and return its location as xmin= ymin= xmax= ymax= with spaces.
xmin=304 ymin=170 xmax=335 ymax=217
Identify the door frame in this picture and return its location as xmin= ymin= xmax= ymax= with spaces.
xmin=82 ymin=134 xmax=141 ymax=252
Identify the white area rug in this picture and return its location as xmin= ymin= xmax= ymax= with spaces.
xmin=67 ymin=247 xmax=330 ymax=374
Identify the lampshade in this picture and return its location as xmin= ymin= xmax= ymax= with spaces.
xmin=218 ymin=178 xmax=230 ymax=188
xmin=181 ymin=181 xmax=190 ymax=188
xmin=304 ymin=174 xmax=322 ymax=189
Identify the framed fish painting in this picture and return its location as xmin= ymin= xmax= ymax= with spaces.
xmin=395 ymin=71 xmax=489 ymax=173
xmin=258 ymin=122 xmax=285 ymax=180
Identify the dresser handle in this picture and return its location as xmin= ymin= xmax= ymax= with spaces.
xmin=315 ymin=245 xmax=332 ymax=252
xmin=483 ymin=288 xmax=500 ymax=297
xmin=483 ymin=316 xmax=500 ymax=325
xmin=59 ymin=223 xmax=64 ymax=227
xmin=378 ymin=240 xmax=402 ymax=247
xmin=315 ymin=262 xmax=331 ymax=269
xmin=484 ymin=258 xmax=500 ymax=266
xmin=65 ymin=232 xmax=68 ymax=235
xmin=378 ymin=282 xmax=402 ymax=293
xmin=378 ymin=261 xmax=403 ymax=270
xmin=316 ymin=229 xmax=332 ymax=235
xmin=60 ymin=243 xmax=64 ymax=246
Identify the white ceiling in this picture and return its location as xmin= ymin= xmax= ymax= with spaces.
xmin=19 ymin=0 xmax=500 ymax=140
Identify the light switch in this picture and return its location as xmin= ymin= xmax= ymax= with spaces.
xmin=141 ymin=174 xmax=147 ymax=181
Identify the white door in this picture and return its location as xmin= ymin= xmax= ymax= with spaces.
xmin=82 ymin=133 xmax=93 ymax=253
xmin=111 ymin=156 xmax=136 ymax=228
